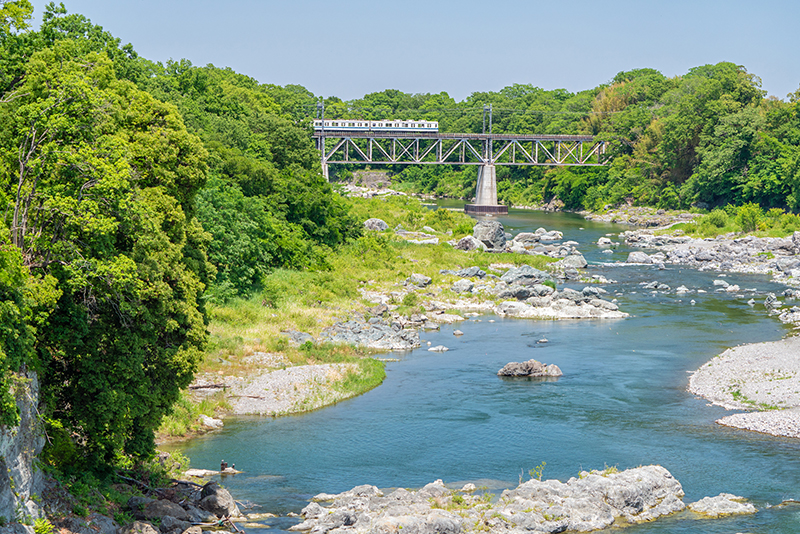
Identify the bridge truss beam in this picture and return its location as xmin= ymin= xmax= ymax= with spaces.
xmin=314 ymin=131 xmax=606 ymax=167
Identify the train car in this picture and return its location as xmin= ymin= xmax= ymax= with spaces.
xmin=312 ymin=119 xmax=438 ymax=132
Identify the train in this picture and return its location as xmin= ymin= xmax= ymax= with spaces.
xmin=312 ymin=119 xmax=438 ymax=132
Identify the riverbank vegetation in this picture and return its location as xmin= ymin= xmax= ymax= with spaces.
xmin=664 ymin=204 xmax=800 ymax=238
xmin=3 ymin=0 xmax=800 ymax=486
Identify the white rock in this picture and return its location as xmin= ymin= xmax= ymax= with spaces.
xmin=428 ymin=345 xmax=449 ymax=352
xmin=688 ymin=493 xmax=756 ymax=517
xmin=199 ymin=414 xmax=224 ymax=429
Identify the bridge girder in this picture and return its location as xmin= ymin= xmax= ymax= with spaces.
xmin=314 ymin=131 xmax=606 ymax=167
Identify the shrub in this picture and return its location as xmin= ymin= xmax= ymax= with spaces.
xmin=706 ymin=208 xmax=728 ymax=228
xmin=402 ymin=293 xmax=419 ymax=307
xmin=736 ymin=203 xmax=763 ymax=233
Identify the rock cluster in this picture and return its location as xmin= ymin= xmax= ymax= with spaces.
xmin=318 ymin=319 xmax=420 ymax=351
xmin=449 ymin=222 xmax=583 ymax=260
xmin=497 ymin=359 xmax=562 ymax=377
xmin=288 ymin=466 xmax=696 ymax=534
xmin=118 ymin=481 xmax=241 ymax=534
xmin=36 ymin=480 xmax=243 ymax=534
xmin=622 ymin=230 xmax=800 ymax=279
xmin=495 ymin=286 xmax=626 ymax=319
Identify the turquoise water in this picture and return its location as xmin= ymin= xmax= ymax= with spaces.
xmin=165 ymin=208 xmax=800 ymax=533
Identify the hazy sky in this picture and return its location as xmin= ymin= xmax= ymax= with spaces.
xmin=28 ymin=0 xmax=800 ymax=101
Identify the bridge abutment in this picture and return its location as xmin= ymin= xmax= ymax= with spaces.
xmin=464 ymin=164 xmax=508 ymax=215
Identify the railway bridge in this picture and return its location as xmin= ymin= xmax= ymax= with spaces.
xmin=313 ymin=129 xmax=606 ymax=214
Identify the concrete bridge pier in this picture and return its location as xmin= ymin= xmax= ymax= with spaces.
xmin=464 ymin=164 xmax=508 ymax=215
xmin=321 ymin=163 xmax=329 ymax=182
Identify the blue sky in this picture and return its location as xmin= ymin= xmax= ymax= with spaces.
xmin=28 ymin=0 xmax=800 ymax=101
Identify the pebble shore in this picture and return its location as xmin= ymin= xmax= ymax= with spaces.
xmin=193 ymin=360 xmax=359 ymax=416
xmin=688 ymin=337 xmax=800 ymax=438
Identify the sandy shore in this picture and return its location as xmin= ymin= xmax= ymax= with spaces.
xmin=688 ymin=337 xmax=800 ymax=438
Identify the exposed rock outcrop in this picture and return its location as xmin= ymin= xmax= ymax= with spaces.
xmin=497 ymin=359 xmax=562 ymax=377
xmin=0 ymin=372 xmax=45 ymax=523
xmin=289 ymin=466 xmax=687 ymax=534
xmin=319 ymin=319 xmax=420 ymax=351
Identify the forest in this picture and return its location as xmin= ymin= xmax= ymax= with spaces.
xmin=1 ymin=0 xmax=800 ymax=474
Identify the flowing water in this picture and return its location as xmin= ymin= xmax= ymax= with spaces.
xmin=164 ymin=206 xmax=800 ymax=533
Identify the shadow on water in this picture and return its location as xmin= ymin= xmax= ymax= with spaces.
xmin=164 ymin=208 xmax=800 ymax=533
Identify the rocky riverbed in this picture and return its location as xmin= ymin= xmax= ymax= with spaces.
xmin=287 ymin=466 xmax=755 ymax=534
xmin=621 ymin=227 xmax=800 ymax=282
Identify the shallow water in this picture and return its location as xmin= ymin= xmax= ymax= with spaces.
xmin=165 ymin=208 xmax=800 ymax=533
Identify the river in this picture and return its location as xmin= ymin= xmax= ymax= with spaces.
xmin=164 ymin=207 xmax=800 ymax=533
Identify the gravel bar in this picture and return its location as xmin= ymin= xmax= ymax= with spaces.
xmin=688 ymin=337 xmax=800 ymax=437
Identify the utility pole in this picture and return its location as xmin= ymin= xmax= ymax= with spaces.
xmin=483 ymin=105 xmax=488 ymax=134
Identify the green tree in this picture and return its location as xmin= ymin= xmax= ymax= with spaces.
xmin=1 ymin=40 xmax=212 ymax=465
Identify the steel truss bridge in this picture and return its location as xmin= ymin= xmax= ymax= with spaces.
xmin=312 ymin=130 xmax=606 ymax=167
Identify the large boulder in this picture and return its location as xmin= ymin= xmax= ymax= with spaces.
xmin=473 ymin=221 xmax=506 ymax=249
xmin=453 ymin=266 xmax=485 ymax=278
xmin=559 ymin=253 xmax=588 ymax=269
xmin=496 ymin=285 xmax=534 ymax=300
xmin=405 ymin=273 xmax=432 ymax=288
xmin=450 ymin=279 xmax=474 ymax=293
xmin=513 ymin=232 xmax=540 ymax=244
xmin=199 ymin=482 xmax=241 ymax=518
xmin=363 ymin=218 xmax=389 ymax=231
xmin=454 ymin=235 xmax=484 ymax=251
xmin=497 ymin=359 xmax=562 ymax=377
xmin=143 ymin=500 xmax=190 ymax=522
xmin=500 ymin=265 xmax=552 ymax=286
xmin=626 ymin=251 xmax=653 ymax=264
